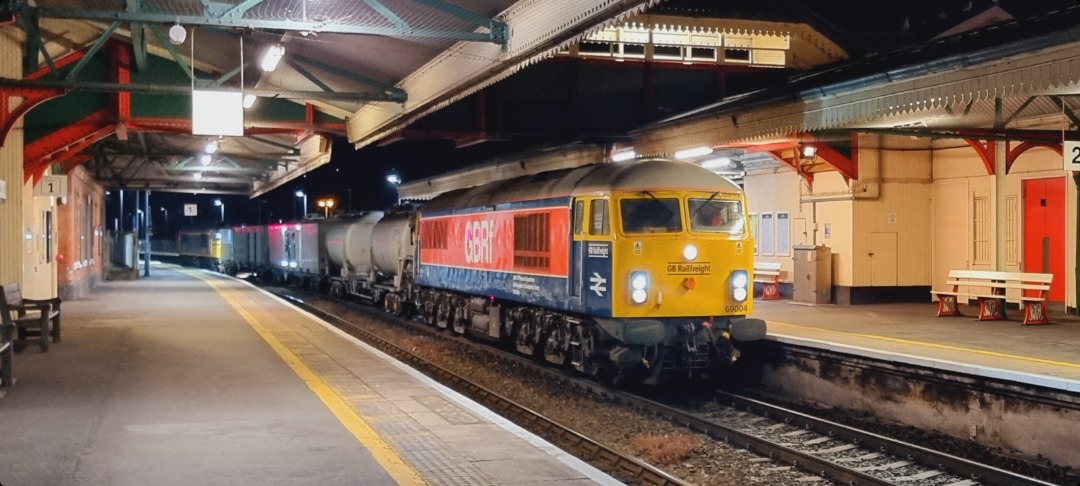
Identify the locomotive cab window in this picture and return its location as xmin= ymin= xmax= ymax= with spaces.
xmin=689 ymin=198 xmax=745 ymax=234
xmin=620 ymin=196 xmax=682 ymax=234
xmin=589 ymin=199 xmax=610 ymax=236
xmin=573 ymin=200 xmax=585 ymax=235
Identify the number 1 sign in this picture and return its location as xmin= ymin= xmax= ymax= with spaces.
xmin=34 ymin=175 xmax=68 ymax=197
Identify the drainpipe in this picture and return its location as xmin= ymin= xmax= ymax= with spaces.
xmin=1074 ymin=173 xmax=1079 ymax=315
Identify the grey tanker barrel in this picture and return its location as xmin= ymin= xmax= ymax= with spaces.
xmin=370 ymin=213 xmax=415 ymax=277
xmin=324 ymin=212 xmax=384 ymax=276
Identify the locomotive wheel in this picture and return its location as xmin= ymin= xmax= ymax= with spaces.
xmin=451 ymin=300 xmax=467 ymax=335
xmin=330 ymin=282 xmax=345 ymax=298
xmin=542 ymin=320 xmax=570 ymax=366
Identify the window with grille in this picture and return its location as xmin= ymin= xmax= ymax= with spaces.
xmin=973 ymin=196 xmax=990 ymax=264
xmin=420 ymin=220 xmax=448 ymax=250
xmin=1006 ymin=195 xmax=1018 ymax=264
xmin=514 ymin=213 xmax=550 ymax=270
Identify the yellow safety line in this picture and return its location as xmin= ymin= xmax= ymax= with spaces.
xmin=768 ymin=320 xmax=1080 ymax=370
xmin=184 ymin=270 xmax=428 ymax=486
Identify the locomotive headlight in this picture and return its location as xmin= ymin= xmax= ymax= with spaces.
xmin=630 ymin=271 xmax=648 ymax=304
xmin=683 ymin=244 xmax=698 ymax=261
xmin=730 ymin=270 xmax=749 ymax=302
xmin=280 ymin=260 xmax=289 ymax=267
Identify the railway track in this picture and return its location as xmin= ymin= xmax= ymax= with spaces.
xmin=271 ymin=285 xmax=1058 ymax=486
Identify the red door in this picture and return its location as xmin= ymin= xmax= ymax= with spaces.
xmin=1022 ymin=177 xmax=1065 ymax=301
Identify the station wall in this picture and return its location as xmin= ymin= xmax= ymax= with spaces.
xmin=58 ymin=166 xmax=105 ymax=299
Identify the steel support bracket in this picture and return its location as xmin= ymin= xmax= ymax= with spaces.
xmin=0 ymin=86 xmax=65 ymax=147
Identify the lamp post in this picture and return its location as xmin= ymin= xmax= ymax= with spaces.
xmin=317 ymin=198 xmax=335 ymax=218
xmin=295 ymin=190 xmax=307 ymax=220
xmin=214 ymin=199 xmax=224 ymax=223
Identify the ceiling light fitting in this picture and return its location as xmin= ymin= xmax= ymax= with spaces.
xmin=205 ymin=140 xmax=219 ymax=154
xmin=260 ymin=45 xmax=285 ymax=72
xmin=799 ymin=144 xmax=817 ymax=159
xmin=611 ymin=149 xmax=636 ymax=162
xmin=243 ymin=94 xmax=257 ymax=109
xmin=674 ymin=146 xmax=713 ymax=160
xmin=168 ymin=24 xmax=187 ymax=45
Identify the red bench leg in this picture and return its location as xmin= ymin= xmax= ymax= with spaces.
xmin=935 ymin=295 xmax=961 ymax=317
xmin=1022 ymin=302 xmax=1049 ymax=325
xmin=761 ymin=282 xmax=780 ymax=300
xmin=977 ymin=297 xmax=1005 ymax=321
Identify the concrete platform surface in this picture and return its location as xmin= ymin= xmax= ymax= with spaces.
xmin=751 ymin=299 xmax=1080 ymax=392
xmin=0 ymin=264 xmax=620 ymax=486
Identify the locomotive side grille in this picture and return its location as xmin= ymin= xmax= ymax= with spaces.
xmin=419 ymin=220 xmax=448 ymax=250
xmin=513 ymin=213 xmax=551 ymax=270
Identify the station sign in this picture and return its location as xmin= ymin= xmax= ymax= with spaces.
xmin=184 ymin=204 xmax=198 ymax=216
xmin=34 ymin=175 xmax=67 ymax=197
xmin=1067 ymin=141 xmax=1080 ymax=171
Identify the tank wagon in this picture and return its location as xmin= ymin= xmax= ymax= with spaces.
xmin=218 ymin=158 xmax=767 ymax=385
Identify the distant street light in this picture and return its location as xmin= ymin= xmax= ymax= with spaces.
xmin=213 ymin=199 xmax=224 ymax=223
xmin=160 ymin=207 xmax=169 ymax=239
xmin=317 ymin=198 xmax=336 ymax=218
xmin=386 ymin=172 xmax=401 ymax=185
xmin=295 ymin=190 xmax=307 ymax=220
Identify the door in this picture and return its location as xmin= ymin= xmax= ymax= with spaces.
xmin=1023 ymin=177 xmax=1065 ymax=301
xmin=869 ymin=232 xmax=897 ymax=286
xmin=932 ymin=182 xmax=969 ymax=293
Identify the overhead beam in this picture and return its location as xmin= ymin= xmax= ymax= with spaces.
xmin=291 ymin=56 xmax=404 ymax=99
xmin=0 ymin=76 xmax=402 ymax=102
xmin=413 ymin=0 xmax=508 ymax=37
xmin=29 ymin=6 xmax=508 ymax=44
xmin=65 ymin=21 xmax=120 ymax=81
xmin=221 ymin=0 xmax=266 ymax=18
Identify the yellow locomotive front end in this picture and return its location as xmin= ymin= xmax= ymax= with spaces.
xmin=609 ymin=190 xmax=755 ymax=320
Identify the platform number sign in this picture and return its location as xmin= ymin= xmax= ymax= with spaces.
xmin=34 ymin=175 xmax=67 ymax=197
xmin=184 ymin=204 xmax=198 ymax=216
xmin=1068 ymin=141 xmax=1080 ymax=171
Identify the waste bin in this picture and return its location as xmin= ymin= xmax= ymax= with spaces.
xmin=793 ymin=245 xmax=832 ymax=304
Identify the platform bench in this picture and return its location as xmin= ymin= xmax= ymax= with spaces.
xmin=1 ymin=321 xmax=12 ymax=386
xmin=0 ymin=283 xmax=62 ymax=352
xmin=931 ymin=270 xmax=1052 ymax=325
xmin=754 ymin=262 xmax=783 ymax=300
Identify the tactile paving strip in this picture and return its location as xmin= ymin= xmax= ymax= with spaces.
xmin=264 ymin=313 xmax=500 ymax=486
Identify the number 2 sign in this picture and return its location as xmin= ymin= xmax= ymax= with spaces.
xmin=1066 ymin=141 xmax=1080 ymax=172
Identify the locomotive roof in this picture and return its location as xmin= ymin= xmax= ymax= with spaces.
xmin=421 ymin=158 xmax=742 ymax=211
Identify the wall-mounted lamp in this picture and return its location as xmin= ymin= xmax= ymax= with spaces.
xmin=243 ymin=94 xmax=257 ymax=109
xmin=168 ymin=24 xmax=187 ymax=45
xmin=386 ymin=173 xmax=402 ymax=185
xmin=799 ymin=144 xmax=817 ymax=159
xmin=260 ymin=45 xmax=285 ymax=72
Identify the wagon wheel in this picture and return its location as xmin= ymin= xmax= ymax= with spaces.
xmin=513 ymin=315 xmax=540 ymax=358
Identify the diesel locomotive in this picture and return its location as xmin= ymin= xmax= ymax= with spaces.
xmin=180 ymin=158 xmax=767 ymax=385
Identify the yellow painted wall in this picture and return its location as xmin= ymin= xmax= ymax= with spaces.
xmin=851 ymin=135 xmax=933 ymax=287
xmin=0 ymin=33 xmax=23 ymax=286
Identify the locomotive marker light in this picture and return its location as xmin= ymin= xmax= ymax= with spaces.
xmin=683 ymin=244 xmax=698 ymax=260
xmin=630 ymin=271 xmax=648 ymax=303
xmin=730 ymin=270 xmax=750 ymax=302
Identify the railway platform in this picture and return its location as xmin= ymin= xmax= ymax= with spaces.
xmin=751 ymin=299 xmax=1080 ymax=392
xmin=0 ymin=263 xmax=619 ymax=486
